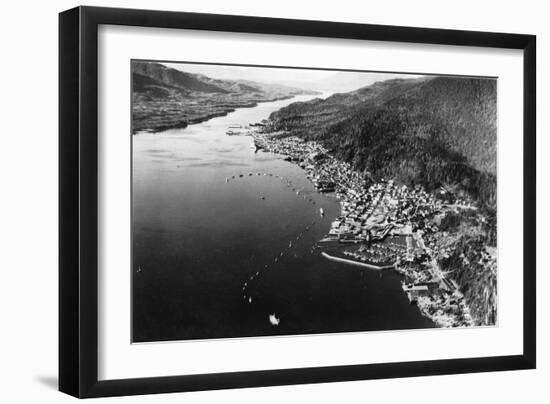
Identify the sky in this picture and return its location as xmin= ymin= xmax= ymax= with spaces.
xmin=163 ymin=62 xmax=423 ymax=92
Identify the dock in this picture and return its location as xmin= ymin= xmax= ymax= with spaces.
xmin=321 ymin=252 xmax=395 ymax=271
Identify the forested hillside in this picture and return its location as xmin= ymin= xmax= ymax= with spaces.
xmin=269 ymin=77 xmax=497 ymax=208
xmin=132 ymin=61 xmax=317 ymax=133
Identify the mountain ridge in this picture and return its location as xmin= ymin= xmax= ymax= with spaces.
xmin=132 ymin=61 xmax=317 ymax=133
xmin=269 ymin=76 xmax=497 ymax=207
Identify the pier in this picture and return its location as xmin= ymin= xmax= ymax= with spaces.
xmin=321 ymin=252 xmax=395 ymax=271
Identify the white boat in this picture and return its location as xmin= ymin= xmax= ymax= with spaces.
xmin=269 ymin=313 xmax=280 ymax=326
xmin=320 ymin=208 xmax=325 ymax=216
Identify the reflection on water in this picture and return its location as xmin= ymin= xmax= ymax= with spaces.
xmin=132 ymin=94 xmax=434 ymax=342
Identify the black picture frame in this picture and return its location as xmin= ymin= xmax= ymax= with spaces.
xmin=59 ymin=5 xmax=536 ymax=398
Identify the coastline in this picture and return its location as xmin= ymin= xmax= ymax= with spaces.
xmin=241 ymin=126 xmax=493 ymax=329
xmin=132 ymin=95 xmax=304 ymax=135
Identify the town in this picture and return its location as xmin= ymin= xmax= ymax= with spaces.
xmin=235 ymin=125 xmax=484 ymax=328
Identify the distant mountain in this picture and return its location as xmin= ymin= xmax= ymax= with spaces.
xmin=269 ymin=76 xmax=497 ymax=207
xmin=133 ymin=62 xmax=229 ymax=93
xmin=132 ymin=61 xmax=317 ymax=133
xmin=312 ymin=71 xmax=416 ymax=92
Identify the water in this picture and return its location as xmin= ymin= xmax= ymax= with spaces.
xmin=132 ymin=94 xmax=434 ymax=342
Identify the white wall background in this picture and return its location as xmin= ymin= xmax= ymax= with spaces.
xmin=0 ymin=0 xmax=546 ymax=402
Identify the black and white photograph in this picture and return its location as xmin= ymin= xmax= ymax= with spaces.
xmin=131 ymin=61 xmax=497 ymax=343
xmin=1 ymin=0 xmax=545 ymax=401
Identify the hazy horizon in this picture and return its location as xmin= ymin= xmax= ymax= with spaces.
xmin=163 ymin=62 xmax=423 ymax=92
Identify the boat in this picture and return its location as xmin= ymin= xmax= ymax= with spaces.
xmin=269 ymin=313 xmax=280 ymax=326
xmin=320 ymin=208 xmax=325 ymax=216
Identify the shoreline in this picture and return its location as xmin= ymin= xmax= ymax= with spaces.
xmin=244 ymin=128 xmax=488 ymax=329
xmin=132 ymin=95 xmax=303 ymax=135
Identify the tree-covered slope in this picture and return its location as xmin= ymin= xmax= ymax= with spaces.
xmin=132 ymin=61 xmax=317 ymax=133
xmin=133 ymin=62 xmax=229 ymax=93
xmin=269 ymin=76 xmax=497 ymax=208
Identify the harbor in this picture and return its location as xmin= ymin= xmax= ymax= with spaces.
xmin=228 ymin=125 xmax=485 ymax=328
